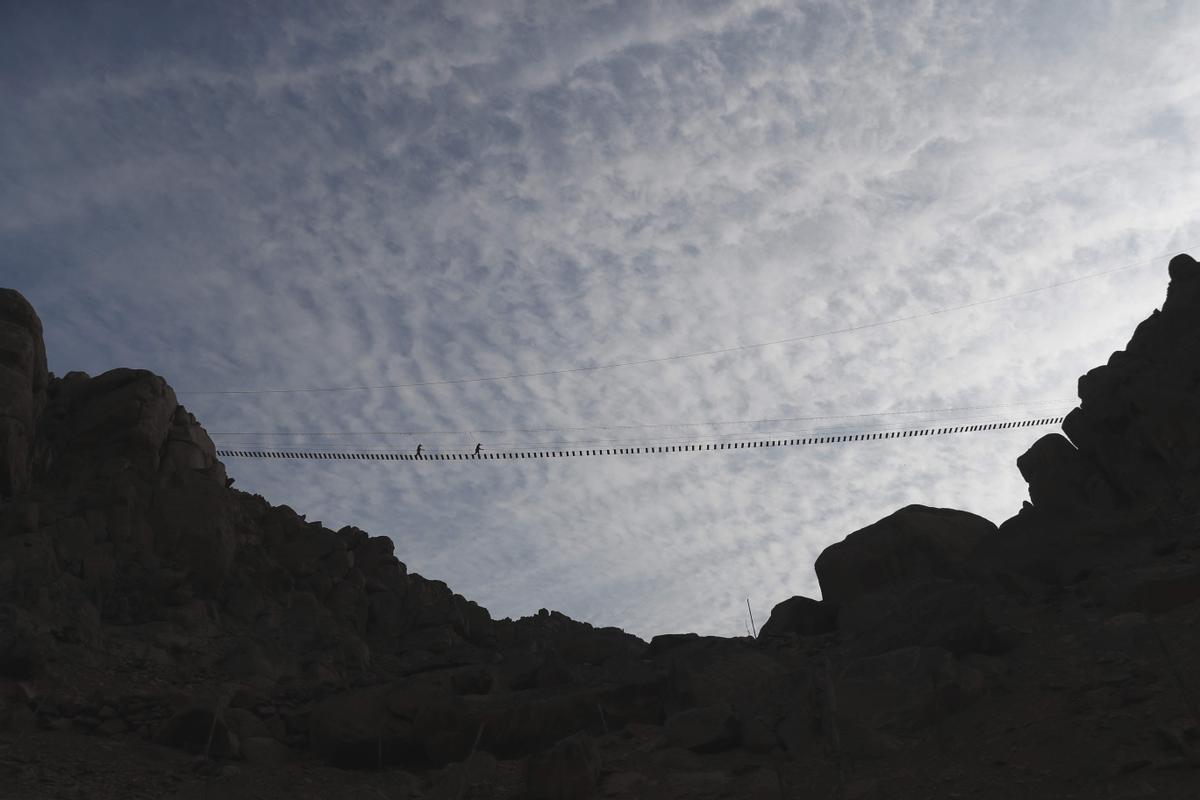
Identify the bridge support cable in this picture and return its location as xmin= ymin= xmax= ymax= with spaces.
xmin=214 ymin=415 xmax=1068 ymax=462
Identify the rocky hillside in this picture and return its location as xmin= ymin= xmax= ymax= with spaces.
xmin=2 ymin=255 xmax=1200 ymax=799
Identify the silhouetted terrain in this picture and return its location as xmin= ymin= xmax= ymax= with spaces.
xmin=2 ymin=255 xmax=1200 ymax=799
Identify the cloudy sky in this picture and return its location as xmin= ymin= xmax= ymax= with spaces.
xmin=3 ymin=1 xmax=1199 ymax=638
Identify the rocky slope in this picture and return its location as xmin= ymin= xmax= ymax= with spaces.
xmin=2 ymin=255 xmax=1200 ymax=799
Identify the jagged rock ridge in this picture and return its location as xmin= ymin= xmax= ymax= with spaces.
xmin=1 ymin=256 xmax=1199 ymax=799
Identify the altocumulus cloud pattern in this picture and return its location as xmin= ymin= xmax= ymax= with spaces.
xmin=3 ymin=1 xmax=1200 ymax=636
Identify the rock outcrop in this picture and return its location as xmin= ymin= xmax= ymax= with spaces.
xmin=757 ymin=595 xmax=836 ymax=638
xmin=3 ymin=254 xmax=1200 ymax=799
xmin=1021 ymin=252 xmax=1200 ymax=519
xmin=814 ymin=505 xmax=994 ymax=604
xmin=0 ymin=289 xmax=48 ymax=499
xmin=974 ymin=252 xmax=1200 ymax=587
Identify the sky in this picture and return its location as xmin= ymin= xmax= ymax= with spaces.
xmin=3 ymin=0 xmax=1199 ymax=638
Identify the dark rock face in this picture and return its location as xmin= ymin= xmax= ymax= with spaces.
xmin=0 ymin=290 xmax=48 ymax=499
xmin=4 ymin=257 xmax=1200 ymax=799
xmin=835 ymin=645 xmax=978 ymax=734
xmin=525 ymin=732 xmax=601 ymax=800
xmin=837 ymin=578 xmax=1006 ymax=657
xmin=663 ymin=704 xmax=739 ymax=753
xmin=155 ymin=707 xmax=238 ymax=759
xmin=0 ymin=605 xmax=40 ymax=680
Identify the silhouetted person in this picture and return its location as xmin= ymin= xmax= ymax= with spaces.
xmin=416 ymin=444 xmax=423 ymax=457
xmin=474 ymin=443 xmax=482 ymax=455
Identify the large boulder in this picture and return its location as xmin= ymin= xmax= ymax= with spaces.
xmin=758 ymin=595 xmax=837 ymax=638
xmin=0 ymin=289 xmax=48 ymax=498
xmin=815 ymin=505 xmax=995 ymax=605
xmin=1017 ymin=433 xmax=1119 ymax=515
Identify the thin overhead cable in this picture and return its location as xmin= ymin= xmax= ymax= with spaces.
xmin=209 ymin=407 xmax=1069 ymax=451
xmin=214 ymin=415 xmax=1067 ymax=461
xmin=208 ymin=398 xmax=1074 ymax=438
xmin=211 ymin=407 xmax=1070 ymax=450
xmin=450 ymin=411 xmax=1063 ymax=449
xmin=180 ymin=248 xmax=1183 ymax=397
